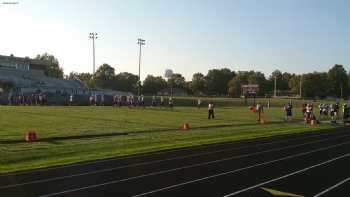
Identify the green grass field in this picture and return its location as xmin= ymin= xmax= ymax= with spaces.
xmin=0 ymin=105 xmax=337 ymax=174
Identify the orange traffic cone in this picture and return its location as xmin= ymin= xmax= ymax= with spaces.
xmin=181 ymin=122 xmax=190 ymax=130
xmin=25 ymin=131 xmax=38 ymax=142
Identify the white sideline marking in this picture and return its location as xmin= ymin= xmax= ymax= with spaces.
xmin=313 ymin=176 xmax=350 ymax=197
xmin=2 ymin=132 xmax=343 ymax=189
xmin=222 ymin=153 xmax=350 ymax=197
xmin=0 ymin=130 xmax=340 ymax=178
xmin=39 ymin=139 xmax=350 ymax=197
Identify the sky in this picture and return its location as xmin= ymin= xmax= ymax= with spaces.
xmin=0 ymin=0 xmax=349 ymax=80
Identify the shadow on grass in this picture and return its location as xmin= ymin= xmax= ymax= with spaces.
xmin=0 ymin=120 xmax=318 ymax=145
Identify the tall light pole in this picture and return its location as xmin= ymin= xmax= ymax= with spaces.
xmin=137 ymin=38 xmax=145 ymax=96
xmin=89 ymin=33 xmax=98 ymax=74
xmin=341 ymin=83 xmax=343 ymax=99
xmin=274 ymin=76 xmax=277 ymax=98
xmin=299 ymin=75 xmax=302 ymax=98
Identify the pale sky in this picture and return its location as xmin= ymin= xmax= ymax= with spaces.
xmin=0 ymin=0 xmax=349 ymax=80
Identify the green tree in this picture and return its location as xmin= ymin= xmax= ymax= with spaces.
xmin=93 ymin=63 xmax=116 ymax=89
xmin=227 ymin=71 xmax=249 ymax=97
xmin=328 ymin=64 xmax=348 ymax=98
xmin=191 ymin=72 xmax=207 ymax=95
xmin=268 ymin=70 xmax=290 ymax=91
xmin=288 ymin=74 xmax=301 ymax=95
xmin=114 ymin=72 xmax=139 ymax=93
xmin=185 ymin=81 xmax=193 ymax=95
xmin=206 ymin=68 xmax=235 ymax=95
xmin=67 ymin=72 xmax=94 ymax=88
xmin=247 ymin=71 xmax=267 ymax=95
xmin=34 ymin=53 xmax=64 ymax=78
xmin=168 ymin=73 xmax=186 ymax=89
xmin=302 ymin=72 xmax=330 ymax=98
xmin=142 ymin=75 xmax=167 ymax=95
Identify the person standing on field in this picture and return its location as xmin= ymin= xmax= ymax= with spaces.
xmin=284 ymin=102 xmax=293 ymax=121
xmin=140 ymin=95 xmax=145 ymax=108
xmin=151 ymin=95 xmax=157 ymax=107
xmin=118 ymin=95 xmax=122 ymax=107
xmin=90 ymin=95 xmax=95 ymax=106
xmin=330 ymin=103 xmax=337 ymax=122
xmin=335 ymin=102 xmax=340 ymax=120
xmin=256 ymin=102 xmax=264 ymax=122
xmin=305 ymin=103 xmax=313 ymax=123
xmin=208 ymin=101 xmax=215 ymax=119
xmin=69 ymin=94 xmax=74 ymax=106
xmin=101 ymin=94 xmax=105 ymax=106
xmin=137 ymin=95 xmax=141 ymax=107
xmin=160 ymin=96 xmax=164 ymax=108
xmin=94 ymin=94 xmax=98 ymax=106
xmin=169 ymin=97 xmax=174 ymax=109
xmin=197 ymin=98 xmax=202 ymax=109
xmin=113 ymin=95 xmax=118 ymax=107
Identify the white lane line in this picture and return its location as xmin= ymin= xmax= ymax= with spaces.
xmin=222 ymin=153 xmax=350 ymax=197
xmin=39 ymin=139 xmax=350 ymax=197
xmin=313 ymin=176 xmax=350 ymax=197
xmin=132 ymin=142 xmax=350 ymax=197
xmin=2 ymin=132 xmax=343 ymax=189
xmin=0 ymin=130 xmax=340 ymax=178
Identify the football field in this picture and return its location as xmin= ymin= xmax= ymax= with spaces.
xmin=0 ymin=105 xmax=335 ymax=174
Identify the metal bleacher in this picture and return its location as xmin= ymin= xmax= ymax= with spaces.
xmin=0 ymin=66 xmax=85 ymax=93
xmin=0 ymin=65 xmax=132 ymax=105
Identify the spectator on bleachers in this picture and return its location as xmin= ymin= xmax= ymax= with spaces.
xmin=113 ymin=95 xmax=118 ymax=107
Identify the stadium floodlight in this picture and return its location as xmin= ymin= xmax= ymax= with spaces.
xmin=89 ymin=33 xmax=98 ymax=74
xmin=137 ymin=38 xmax=146 ymax=96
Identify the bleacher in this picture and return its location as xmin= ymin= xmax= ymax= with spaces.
xmin=0 ymin=66 xmax=134 ymax=105
xmin=0 ymin=66 xmax=85 ymax=94
xmin=0 ymin=54 xmax=135 ymax=105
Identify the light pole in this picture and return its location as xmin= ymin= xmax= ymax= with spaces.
xmin=137 ymin=38 xmax=145 ymax=96
xmin=89 ymin=33 xmax=98 ymax=74
xmin=341 ymin=83 xmax=343 ymax=99
xmin=299 ymin=75 xmax=302 ymax=98
xmin=274 ymin=76 xmax=277 ymax=97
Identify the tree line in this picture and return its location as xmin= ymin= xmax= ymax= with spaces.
xmin=38 ymin=53 xmax=349 ymax=99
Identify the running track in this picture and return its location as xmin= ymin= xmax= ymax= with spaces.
xmin=1 ymin=128 xmax=350 ymax=197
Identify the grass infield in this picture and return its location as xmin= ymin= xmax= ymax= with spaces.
xmin=0 ymin=105 xmax=337 ymax=174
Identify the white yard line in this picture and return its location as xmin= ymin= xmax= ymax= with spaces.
xmin=222 ymin=153 xmax=350 ymax=197
xmin=2 ymin=132 xmax=343 ymax=189
xmin=39 ymin=139 xmax=350 ymax=197
xmin=313 ymin=176 xmax=350 ymax=197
